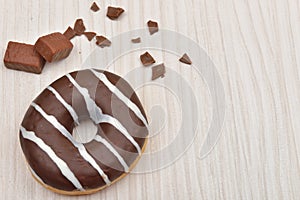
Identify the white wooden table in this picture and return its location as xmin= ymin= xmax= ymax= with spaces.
xmin=0 ymin=0 xmax=299 ymax=199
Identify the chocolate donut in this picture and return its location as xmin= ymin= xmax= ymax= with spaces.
xmin=19 ymin=69 xmax=148 ymax=195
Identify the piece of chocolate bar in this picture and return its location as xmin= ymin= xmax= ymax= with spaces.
xmin=74 ymin=19 xmax=86 ymax=36
xmin=3 ymin=42 xmax=45 ymax=74
xmin=140 ymin=52 xmax=155 ymax=66
xmin=84 ymin=32 xmax=96 ymax=41
xmin=96 ymin=36 xmax=111 ymax=48
xmin=35 ymin=32 xmax=73 ymax=62
xmin=131 ymin=37 xmax=141 ymax=44
xmin=179 ymin=53 xmax=192 ymax=65
xmin=63 ymin=26 xmax=76 ymax=40
xmin=106 ymin=6 xmax=124 ymax=20
xmin=147 ymin=20 xmax=159 ymax=35
xmin=90 ymin=2 xmax=100 ymax=12
xmin=152 ymin=63 xmax=166 ymax=80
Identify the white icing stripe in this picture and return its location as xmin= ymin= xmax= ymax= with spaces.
xmin=99 ymin=114 xmax=142 ymax=155
xmin=90 ymin=69 xmax=148 ymax=127
xmin=66 ymin=74 xmax=142 ymax=155
xmin=31 ymin=102 xmax=111 ymax=185
xmin=48 ymin=85 xmax=130 ymax=172
xmin=65 ymin=74 xmax=102 ymax=123
xmin=20 ymin=126 xmax=84 ymax=191
xmin=47 ymin=86 xmax=79 ymax=125
xmin=94 ymin=135 xmax=129 ymax=172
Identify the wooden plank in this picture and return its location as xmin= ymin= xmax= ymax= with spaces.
xmin=0 ymin=0 xmax=299 ymax=199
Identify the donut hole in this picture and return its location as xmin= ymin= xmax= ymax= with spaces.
xmin=72 ymin=119 xmax=98 ymax=144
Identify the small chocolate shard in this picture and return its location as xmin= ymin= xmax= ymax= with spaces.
xmin=152 ymin=63 xmax=166 ymax=80
xmin=90 ymin=2 xmax=100 ymax=12
xmin=106 ymin=6 xmax=124 ymax=20
xmin=35 ymin=32 xmax=73 ymax=62
xmin=96 ymin=36 xmax=111 ymax=48
xmin=74 ymin=19 xmax=86 ymax=36
xmin=140 ymin=52 xmax=155 ymax=66
xmin=147 ymin=20 xmax=159 ymax=35
xmin=3 ymin=42 xmax=45 ymax=74
xmin=131 ymin=37 xmax=141 ymax=44
xmin=179 ymin=53 xmax=192 ymax=65
xmin=63 ymin=26 xmax=76 ymax=40
xmin=83 ymin=32 xmax=96 ymax=41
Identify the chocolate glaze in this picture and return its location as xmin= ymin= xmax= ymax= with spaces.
xmin=20 ymin=69 xmax=148 ymax=192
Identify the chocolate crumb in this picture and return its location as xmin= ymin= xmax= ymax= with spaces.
xmin=152 ymin=63 xmax=166 ymax=80
xmin=131 ymin=37 xmax=141 ymax=44
xmin=90 ymin=2 xmax=100 ymax=12
xmin=106 ymin=6 xmax=124 ymax=20
xmin=63 ymin=26 xmax=76 ymax=40
xmin=74 ymin=19 xmax=86 ymax=36
xmin=147 ymin=20 xmax=159 ymax=35
xmin=179 ymin=53 xmax=192 ymax=65
xmin=140 ymin=52 xmax=156 ymax=66
xmin=96 ymin=36 xmax=111 ymax=48
xmin=83 ymin=32 xmax=96 ymax=41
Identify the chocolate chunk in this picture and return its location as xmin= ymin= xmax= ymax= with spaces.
xmin=140 ymin=52 xmax=155 ymax=66
xmin=179 ymin=53 xmax=192 ymax=65
xmin=63 ymin=26 xmax=76 ymax=40
xmin=3 ymin=42 xmax=45 ymax=74
xmin=152 ymin=63 xmax=166 ymax=80
xmin=83 ymin=32 xmax=96 ymax=41
xmin=35 ymin=32 xmax=73 ymax=62
xmin=131 ymin=37 xmax=141 ymax=44
xmin=96 ymin=36 xmax=111 ymax=48
xmin=147 ymin=20 xmax=159 ymax=35
xmin=73 ymin=19 xmax=86 ymax=36
xmin=90 ymin=2 xmax=100 ymax=12
xmin=106 ymin=6 xmax=124 ymax=20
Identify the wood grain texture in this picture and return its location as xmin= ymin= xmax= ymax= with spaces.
xmin=0 ymin=0 xmax=299 ymax=199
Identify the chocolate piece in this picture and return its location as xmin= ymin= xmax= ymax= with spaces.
xmin=63 ymin=26 xmax=76 ymax=40
xmin=20 ymin=69 xmax=148 ymax=194
xmin=140 ymin=52 xmax=155 ymax=66
xmin=152 ymin=63 xmax=166 ymax=80
xmin=73 ymin=19 xmax=86 ymax=36
xmin=179 ymin=53 xmax=192 ymax=65
xmin=96 ymin=36 xmax=111 ymax=48
xmin=106 ymin=6 xmax=124 ymax=20
xmin=35 ymin=32 xmax=73 ymax=62
xmin=90 ymin=2 xmax=100 ymax=12
xmin=131 ymin=37 xmax=141 ymax=44
xmin=3 ymin=42 xmax=45 ymax=74
xmin=147 ymin=20 xmax=159 ymax=35
xmin=83 ymin=32 xmax=96 ymax=41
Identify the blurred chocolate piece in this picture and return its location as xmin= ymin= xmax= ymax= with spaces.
xmin=106 ymin=6 xmax=124 ymax=20
xmin=152 ymin=63 xmax=166 ymax=80
xmin=84 ymin=32 xmax=96 ymax=41
xmin=35 ymin=32 xmax=73 ymax=62
xmin=179 ymin=53 xmax=192 ymax=65
xmin=74 ymin=19 xmax=86 ymax=36
xmin=63 ymin=26 xmax=76 ymax=40
xmin=3 ymin=42 xmax=45 ymax=74
xmin=131 ymin=37 xmax=141 ymax=43
xmin=147 ymin=20 xmax=159 ymax=35
xmin=140 ymin=52 xmax=155 ymax=66
xmin=90 ymin=2 xmax=100 ymax=12
xmin=96 ymin=36 xmax=111 ymax=48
